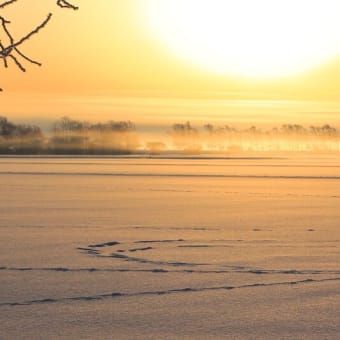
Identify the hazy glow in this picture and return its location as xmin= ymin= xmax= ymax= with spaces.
xmin=145 ymin=0 xmax=340 ymax=78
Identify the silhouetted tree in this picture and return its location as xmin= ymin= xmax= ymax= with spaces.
xmin=203 ymin=124 xmax=230 ymax=150
xmin=280 ymin=124 xmax=307 ymax=135
xmin=50 ymin=117 xmax=139 ymax=154
xmin=0 ymin=115 xmax=43 ymax=153
xmin=0 ymin=116 xmax=42 ymax=139
xmin=50 ymin=116 xmax=89 ymax=153
xmin=170 ymin=121 xmax=201 ymax=152
xmin=310 ymin=124 xmax=337 ymax=136
xmin=89 ymin=120 xmax=138 ymax=153
xmin=0 ymin=115 xmax=15 ymax=136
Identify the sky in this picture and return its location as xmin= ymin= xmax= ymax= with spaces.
xmin=2 ymin=0 xmax=340 ymax=129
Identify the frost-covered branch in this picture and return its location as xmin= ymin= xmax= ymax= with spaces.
xmin=0 ymin=0 xmax=78 ymax=91
xmin=56 ymin=0 xmax=78 ymax=10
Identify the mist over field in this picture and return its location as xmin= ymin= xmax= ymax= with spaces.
xmin=1 ymin=115 xmax=340 ymax=155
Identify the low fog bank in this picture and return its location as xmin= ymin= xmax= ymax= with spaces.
xmin=1 ymin=116 xmax=340 ymax=155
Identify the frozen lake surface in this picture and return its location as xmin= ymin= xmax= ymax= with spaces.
xmin=1 ymin=156 xmax=340 ymax=339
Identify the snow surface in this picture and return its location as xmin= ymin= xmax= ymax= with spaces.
xmin=0 ymin=156 xmax=340 ymax=339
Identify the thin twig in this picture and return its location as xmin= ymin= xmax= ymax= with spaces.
xmin=0 ymin=0 xmax=78 ymax=91
xmin=0 ymin=0 xmax=18 ymax=9
xmin=57 ymin=0 xmax=78 ymax=10
xmin=10 ymin=13 xmax=52 ymax=50
xmin=14 ymin=47 xmax=41 ymax=66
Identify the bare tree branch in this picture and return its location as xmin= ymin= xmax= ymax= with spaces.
xmin=0 ymin=0 xmax=19 ymax=9
xmin=0 ymin=0 xmax=78 ymax=91
xmin=57 ymin=0 xmax=78 ymax=10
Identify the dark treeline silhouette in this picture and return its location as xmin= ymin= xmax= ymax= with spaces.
xmin=0 ymin=116 xmax=43 ymax=153
xmin=169 ymin=122 xmax=340 ymax=153
xmin=1 ymin=117 xmax=340 ymax=154
xmin=50 ymin=116 xmax=138 ymax=154
xmin=0 ymin=116 xmax=138 ymax=154
xmin=170 ymin=121 xmax=201 ymax=153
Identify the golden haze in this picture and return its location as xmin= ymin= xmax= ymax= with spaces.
xmin=1 ymin=0 xmax=340 ymax=127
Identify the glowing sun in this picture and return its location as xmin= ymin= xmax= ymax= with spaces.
xmin=144 ymin=0 xmax=340 ymax=78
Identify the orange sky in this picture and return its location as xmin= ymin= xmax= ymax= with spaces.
xmin=2 ymin=0 xmax=340 ymax=127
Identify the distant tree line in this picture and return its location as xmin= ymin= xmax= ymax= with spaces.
xmin=169 ymin=122 xmax=340 ymax=153
xmin=0 ymin=116 xmax=43 ymax=153
xmin=50 ymin=116 xmax=138 ymax=154
xmin=0 ymin=116 xmax=138 ymax=154
xmin=1 ymin=116 xmax=340 ymax=154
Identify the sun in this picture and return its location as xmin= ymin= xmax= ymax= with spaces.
xmin=144 ymin=0 xmax=340 ymax=78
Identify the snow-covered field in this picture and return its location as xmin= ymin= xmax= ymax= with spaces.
xmin=1 ymin=156 xmax=340 ymax=339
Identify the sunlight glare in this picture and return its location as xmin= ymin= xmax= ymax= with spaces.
xmin=144 ymin=0 xmax=340 ymax=78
